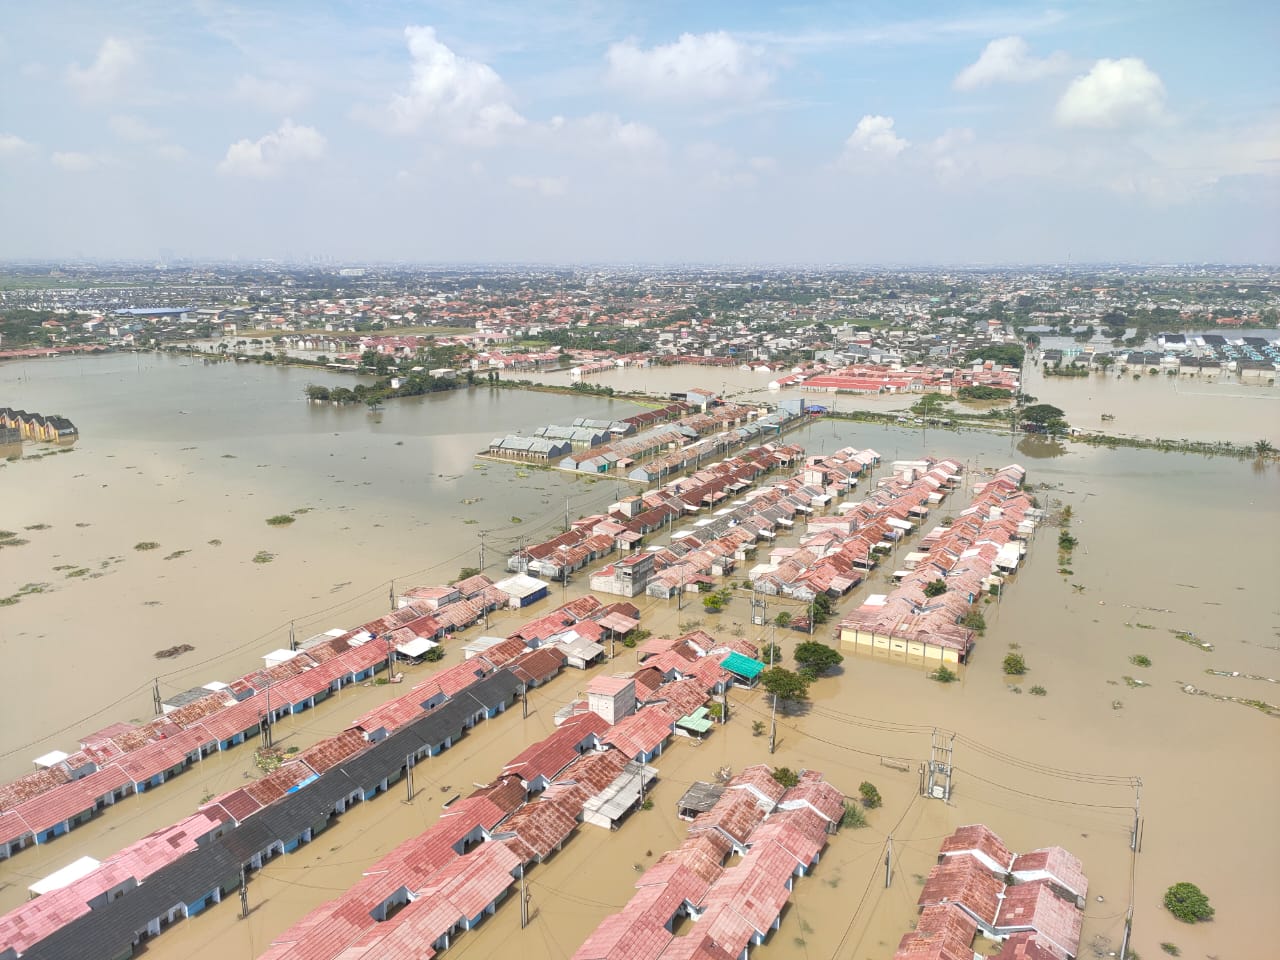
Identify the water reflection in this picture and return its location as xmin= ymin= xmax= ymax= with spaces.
xmin=1016 ymin=435 xmax=1069 ymax=459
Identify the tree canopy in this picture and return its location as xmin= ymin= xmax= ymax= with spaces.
xmin=794 ymin=641 xmax=844 ymax=678
xmin=760 ymin=667 xmax=811 ymax=704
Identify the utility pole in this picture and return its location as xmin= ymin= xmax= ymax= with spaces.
xmin=479 ymin=539 xmax=485 ymax=572
xmin=289 ymin=619 xmax=296 ymax=651
xmin=519 ymin=863 xmax=529 ymax=929
xmin=768 ymin=631 xmax=777 ymax=755
xmin=152 ymin=677 xmax=162 ymax=716
xmin=405 ymin=752 xmax=414 ymax=802
xmin=389 ymin=580 xmax=395 ymax=613
xmin=885 ymin=836 xmax=894 ymax=887
xmin=564 ymin=498 xmax=570 ymax=532
xmin=239 ymin=865 xmax=249 ymax=919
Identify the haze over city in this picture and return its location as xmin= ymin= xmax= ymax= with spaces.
xmin=2 ymin=0 xmax=1277 ymax=264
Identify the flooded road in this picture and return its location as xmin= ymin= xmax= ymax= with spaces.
xmin=2 ymin=353 xmax=1277 ymax=959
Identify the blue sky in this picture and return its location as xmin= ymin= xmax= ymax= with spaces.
xmin=1 ymin=1 xmax=1276 ymax=264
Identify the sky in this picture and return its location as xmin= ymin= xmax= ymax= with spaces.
xmin=1 ymin=1 xmax=1277 ymax=265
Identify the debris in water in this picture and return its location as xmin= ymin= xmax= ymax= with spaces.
xmin=155 ymin=643 xmax=195 ymax=659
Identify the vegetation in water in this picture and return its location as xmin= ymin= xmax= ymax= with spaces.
xmin=841 ymin=801 xmax=868 ymax=828
xmin=858 ymin=781 xmax=882 ymax=809
xmin=1130 ymin=654 xmax=1152 ymax=667
xmin=930 ymin=665 xmax=958 ymax=683
xmin=134 ymin=541 xmax=160 ymax=551
xmin=1163 ymin=882 xmax=1214 ymax=923
xmin=1002 ymin=652 xmax=1027 ymax=676
xmin=761 ymin=667 xmax=811 ymax=705
xmin=1029 ymin=685 xmax=1047 ymax=696
xmin=252 ymin=550 xmax=275 ymax=564
xmin=794 ymin=640 xmax=844 ymax=678
xmin=266 ymin=514 xmax=296 ymax=526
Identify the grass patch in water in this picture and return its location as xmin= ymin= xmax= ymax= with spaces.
xmin=252 ymin=550 xmax=275 ymax=564
xmin=266 ymin=514 xmax=296 ymax=526
xmin=134 ymin=541 xmax=160 ymax=551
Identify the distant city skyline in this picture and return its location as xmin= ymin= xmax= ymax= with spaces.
xmin=2 ymin=1 xmax=1276 ymax=264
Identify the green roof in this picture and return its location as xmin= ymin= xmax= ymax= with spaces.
xmin=678 ymin=707 xmax=714 ymax=733
xmin=720 ymin=651 xmax=765 ymax=680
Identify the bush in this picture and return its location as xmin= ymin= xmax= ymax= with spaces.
xmin=841 ymin=801 xmax=868 ymax=828
xmin=1029 ymin=685 xmax=1047 ymax=696
xmin=1163 ymin=882 xmax=1214 ymax=923
xmin=1160 ymin=945 xmax=1180 ymax=957
xmin=266 ymin=514 xmax=296 ymax=526
xmin=1130 ymin=654 xmax=1152 ymax=667
xmin=858 ymin=781 xmax=882 ymax=809
xmin=923 ymin=579 xmax=947 ymax=598
xmin=963 ymin=610 xmax=987 ymax=634
xmin=1002 ymin=652 xmax=1027 ymax=676
xmin=751 ymin=720 xmax=766 ymax=737
xmin=771 ymin=767 xmax=800 ymax=788
xmin=930 ymin=665 xmax=958 ymax=683
xmin=423 ymin=646 xmax=445 ymax=662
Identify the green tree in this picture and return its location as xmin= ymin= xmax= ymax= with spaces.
xmin=858 ymin=781 xmax=882 ymax=809
xmin=810 ymin=592 xmax=833 ymax=625
xmin=774 ymin=611 xmax=792 ymax=628
xmin=304 ymin=384 xmax=331 ymax=401
xmin=759 ymin=642 xmax=783 ymax=665
xmin=923 ymin=579 xmax=947 ymax=598
xmin=1002 ymin=652 xmax=1027 ymax=675
xmin=770 ymin=766 xmax=800 ymax=788
xmin=963 ymin=610 xmax=987 ymax=634
xmin=841 ymin=801 xmax=868 ymax=828
xmin=1163 ymin=883 xmax=1214 ymax=923
xmin=1021 ymin=403 xmax=1069 ymax=434
xmin=455 ymin=566 xmax=481 ymax=582
xmin=760 ymin=667 xmax=811 ymax=706
xmin=794 ymin=641 xmax=844 ymax=677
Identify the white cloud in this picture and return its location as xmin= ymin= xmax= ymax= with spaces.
xmin=156 ymin=143 xmax=188 ymax=162
xmin=953 ymin=36 xmax=1070 ymax=90
xmin=109 ymin=114 xmax=161 ymax=142
xmin=67 ymin=37 xmax=138 ymax=101
xmin=51 ymin=151 xmax=102 ymax=172
xmin=606 ymin=32 xmax=771 ymax=101
xmin=508 ymin=175 xmax=568 ymax=197
xmin=1055 ymin=58 xmax=1168 ymax=129
xmin=929 ymin=128 xmax=977 ymax=179
xmin=233 ymin=75 xmax=310 ymax=113
xmin=0 ymin=133 xmax=34 ymax=157
xmin=547 ymin=113 xmax=667 ymax=161
xmin=383 ymin=26 xmax=524 ymax=142
xmin=840 ymin=115 xmax=909 ymax=165
xmin=217 ymin=119 xmax=325 ymax=178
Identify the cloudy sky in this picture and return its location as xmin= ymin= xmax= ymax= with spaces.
xmin=2 ymin=1 xmax=1276 ymax=264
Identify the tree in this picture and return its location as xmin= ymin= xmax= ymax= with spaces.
xmin=760 ymin=667 xmax=811 ymax=705
xmin=1255 ymin=439 xmax=1276 ymax=457
xmin=759 ymin=642 xmax=783 ymax=665
xmin=841 ymin=801 xmax=868 ymax=828
xmin=1002 ymin=652 xmax=1027 ymax=675
xmin=858 ymin=781 xmax=882 ymax=809
xmin=1022 ymin=403 xmax=1067 ymax=429
xmin=810 ymin=592 xmax=833 ymax=625
xmin=455 ymin=566 xmax=481 ymax=582
xmin=304 ymin=384 xmax=331 ymax=401
xmin=1163 ymin=882 xmax=1214 ymax=923
xmin=423 ymin=646 xmax=445 ymax=663
xmin=923 ymin=579 xmax=947 ymax=598
xmin=794 ymin=641 xmax=843 ymax=677
xmin=770 ymin=766 xmax=800 ymax=788
xmin=963 ymin=610 xmax=987 ymax=634
xmin=774 ymin=611 xmax=792 ymax=628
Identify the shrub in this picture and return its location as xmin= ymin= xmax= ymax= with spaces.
xmin=1130 ymin=654 xmax=1152 ymax=667
xmin=751 ymin=720 xmax=766 ymax=737
xmin=858 ymin=781 xmax=882 ymax=809
xmin=770 ymin=767 xmax=800 ymax=788
xmin=841 ymin=801 xmax=868 ymax=828
xmin=1163 ymin=882 xmax=1214 ymax=923
xmin=266 ymin=514 xmax=296 ymax=526
xmin=1160 ymin=945 xmax=1180 ymax=957
xmin=134 ymin=541 xmax=160 ymax=551
xmin=930 ymin=665 xmax=958 ymax=683
xmin=1029 ymin=685 xmax=1047 ymax=696
xmin=963 ymin=610 xmax=987 ymax=634
xmin=1002 ymin=652 xmax=1027 ymax=676
xmin=423 ymin=646 xmax=445 ymax=662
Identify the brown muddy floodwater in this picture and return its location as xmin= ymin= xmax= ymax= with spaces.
xmin=1 ymin=353 xmax=1276 ymax=960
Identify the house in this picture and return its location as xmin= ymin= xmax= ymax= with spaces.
xmin=586 ymin=675 xmax=636 ymax=725
xmin=493 ymin=573 xmax=550 ymax=608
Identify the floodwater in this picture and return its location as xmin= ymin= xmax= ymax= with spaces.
xmin=2 ymin=353 xmax=1277 ymax=960
xmin=519 ymin=358 xmax=1280 ymax=447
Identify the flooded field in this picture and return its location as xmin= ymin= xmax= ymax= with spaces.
xmin=2 ymin=353 xmax=1276 ymax=959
